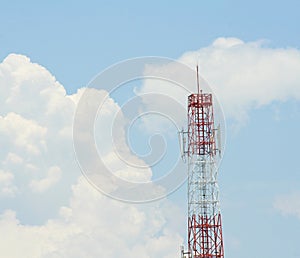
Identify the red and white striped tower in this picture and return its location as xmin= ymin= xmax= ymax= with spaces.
xmin=181 ymin=66 xmax=224 ymax=258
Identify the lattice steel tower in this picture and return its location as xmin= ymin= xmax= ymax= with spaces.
xmin=180 ymin=66 xmax=224 ymax=258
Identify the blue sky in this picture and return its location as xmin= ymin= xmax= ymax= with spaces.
xmin=1 ymin=1 xmax=300 ymax=258
xmin=1 ymin=0 xmax=299 ymax=91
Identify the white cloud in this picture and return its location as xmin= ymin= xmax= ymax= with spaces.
xmin=0 ymin=53 xmax=78 ymax=202
xmin=0 ymin=112 xmax=47 ymax=155
xmin=0 ymin=54 xmax=184 ymax=257
xmin=4 ymin=152 xmax=23 ymax=165
xmin=273 ymin=192 xmax=300 ymax=219
xmin=0 ymin=177 xmax=183 ymax=258
xmin=212 ymin=37 xmax=245 ymax=48
xmin=0 ymin=54 xmax=70 ymax=122
xmin=29 ymin=166 xmax=62 ymax=193
xmin=0 ymin=170 xmax=17 ymax=197
xmin=138 ymin=37 xmax=300 ymax=125
xmin=181 ymin=37 xmax=300 ymax=122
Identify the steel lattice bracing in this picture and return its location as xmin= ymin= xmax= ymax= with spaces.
xmin=186 ymin=91 xmax=224 ymax=258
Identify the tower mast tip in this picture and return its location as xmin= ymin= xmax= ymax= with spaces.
xmin=196 ymin=65 xmax=200 ymax=94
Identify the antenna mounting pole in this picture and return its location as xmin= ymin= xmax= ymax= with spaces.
xmin=196 ymin=65 xmax=200 ymax=94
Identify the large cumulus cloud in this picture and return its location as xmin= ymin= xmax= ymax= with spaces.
xmin=0 ymin=54 xmax=183 ymax=257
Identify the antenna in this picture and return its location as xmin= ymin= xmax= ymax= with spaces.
xmin=178 ymin=129 xmax=188 ymax=163
xmin=196 ymin=65 xmax=200 ymax=94
xmin=217 ymin=124 xmax=222 ymax=156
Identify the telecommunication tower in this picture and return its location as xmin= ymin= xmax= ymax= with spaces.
xmin=180 ymin=66 xmax=224 ymax=258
